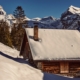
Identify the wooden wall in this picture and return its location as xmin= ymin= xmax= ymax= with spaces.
xmin=37 ymin=62 xmax=60 ymax=74
xmin=69 ymin=62 xmax=80 ymax=73
xmin=36 ymin=61 xmax=80 ymax=74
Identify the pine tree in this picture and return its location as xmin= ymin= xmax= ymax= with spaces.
xmin=13 ymin=6 xmax=25 ymax=24
xmin=11 ymin=24 xmax=17 ymax=47
xmin=12 ymin=6 xmax=26 ymax=50
xmin=4 ymin=25 xmax=12 ymax=47
xmin=0 ymin=22 xmax=4 ymax=42
xmin=11 ymin=23 xmax=25 ymax=50
xmin=16 ymin=23 xmax=25 ymax=50
xmin=0 ymin=20 xmax=6 ymax=43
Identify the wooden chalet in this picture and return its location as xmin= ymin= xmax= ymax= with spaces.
xmin=20 ymin=25 xmax=80 ymax=75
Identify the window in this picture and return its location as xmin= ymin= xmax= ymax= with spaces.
xmin=37 ymin=62 xmax=42 ymax=70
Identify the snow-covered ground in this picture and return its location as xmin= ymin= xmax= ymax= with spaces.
xmin=0 ymin=42 xmax=80 ymax=80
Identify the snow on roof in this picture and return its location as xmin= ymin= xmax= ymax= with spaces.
xmin=25 ymin=28 xmax=80 ymax=60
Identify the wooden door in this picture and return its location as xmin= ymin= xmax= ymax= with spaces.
xmin=60 ymin=62 xmax=69 ymax=73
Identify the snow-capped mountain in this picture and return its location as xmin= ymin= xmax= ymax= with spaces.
xmin=27 ymin=16 xmax=62 ymax=29
xmin=68 ymin=5 xmax=80 ymax=15
xmin=7 ymin=14 xmax=17 ymax=25
xmin=0 ymin=5 xmax=17 ymax=26
xmin=1 ymin=5 xmax=80 ymax=30
xmin=0 ymin=5 xmax=6 ymax=15
xmin=0 ymin=5 xmax=63 ymax=29
xmin=32 ymin=17 xmax=41 ymax=21
xmin=23 ymin=16 xmax=30 ymax=21
xmin=0 ymin=5 xmax=6 ymax=20
xmin=61 ymin=5 xmax=80 ymax=30
xmin=7 ymin=14 xmax=15 ymax=20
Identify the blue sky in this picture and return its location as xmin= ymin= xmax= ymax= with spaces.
xmin=0 ymin=0 xmax=80 ymax=19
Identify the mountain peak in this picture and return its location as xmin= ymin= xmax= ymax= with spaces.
xmin=69 ymin=5 xmax=75 ymax=8
xmin=41 ymin=16 xmax=56 ymax=22
xmin=0 ymin=5 xmax=6 ymax=15
xmin=61 ymin=5 xmax=80 ymax=29
xmin=32 ymin=17 xmax=41 ymax=21
xmin=68 ymin=5 xmax=80 ymax=14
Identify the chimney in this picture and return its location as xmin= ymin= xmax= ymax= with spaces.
xmin=34 ymin=23 xmax=38 ymax=41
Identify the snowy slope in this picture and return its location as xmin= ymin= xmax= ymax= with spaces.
xmin=0 ymin=43 xmax=80 ymax=80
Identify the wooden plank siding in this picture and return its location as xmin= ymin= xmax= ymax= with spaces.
xmin=69 ymin=62 xmax=80 ymax=73
xmin=39 ymin=62 xmax=60 ymax=74
xmin=35 ymin=61 xmax=80 ymax=74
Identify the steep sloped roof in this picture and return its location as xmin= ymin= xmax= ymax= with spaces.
xmin=25 ymin=28 xmax=80 ymax=60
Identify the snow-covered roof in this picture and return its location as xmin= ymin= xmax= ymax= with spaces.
xmin=25 ymin=28 xmax=80 ymax=61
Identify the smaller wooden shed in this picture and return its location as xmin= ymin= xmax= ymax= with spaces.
xmin=20 ymin=25 xmax=80 ymax=75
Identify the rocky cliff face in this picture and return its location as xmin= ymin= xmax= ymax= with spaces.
xmin=61 ymin=5 xmax=80 ymax=30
